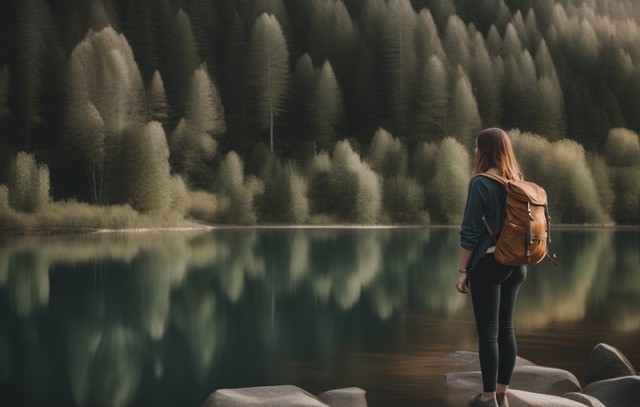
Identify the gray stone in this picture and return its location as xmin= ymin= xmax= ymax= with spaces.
xmin=441 ymin=351 xmax=535 ymax=373
xmin=444 ymin=365 xmax=580 ymax=406
xmin=443 ymin=372 xmax=482 ymax=406
xmin=562 ymin=392 xmax=606 ymax=407
xmin=584 ymin=343 xmax=636 ymax=384
xmin=443 ymin=372 xmax=585 ymax=407
xmin=506 ymin=389 xmax=588 ymax=407
xmin=318 ymin=388 xmax=366 ymax=407
xmin=582 ymin=376 xmax=640 ymax=407
xmin=200 ymin=385 xmax=329 ymax=407
xmin=509 ymin=365 xmax=582 ymax=396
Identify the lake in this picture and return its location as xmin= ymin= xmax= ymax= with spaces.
xmin=0 ymin=227 xmax=638 ymax=406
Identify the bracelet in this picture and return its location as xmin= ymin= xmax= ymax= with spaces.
xmin=458 ymin=268 xmax=467 ymax=273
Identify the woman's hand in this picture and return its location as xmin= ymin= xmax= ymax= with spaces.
xmin=455 ymin=272 xmax=469 ymax=294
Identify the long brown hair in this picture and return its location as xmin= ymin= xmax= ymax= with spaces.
xmin=473 ymin=128 xmax=521 ymax=180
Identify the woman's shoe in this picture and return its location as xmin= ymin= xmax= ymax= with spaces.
xmin=496 ymin=393 xmax=509 ymax=407
xmin=469 ymin=393 xmax=497 ymax=407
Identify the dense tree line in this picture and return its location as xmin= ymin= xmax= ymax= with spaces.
xmin=0 ymin=0 xmax=639 ymax=225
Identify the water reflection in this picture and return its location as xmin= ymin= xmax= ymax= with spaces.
xmin=0 ymin=228 xmax=637 ymax=406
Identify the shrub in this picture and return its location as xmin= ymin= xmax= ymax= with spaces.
xmin=8 ymin=152 xmax=51 ymax=213
xmin=510 ymin=131 xmax=607 ymax=223
xmin=217 ymin=151 xmax=261 ymax=225
xmin=188 ymin=190 xmax=226 ymax=223
xmin=169 ymin=175 xmax=190 ymax=217
xmin=0 ymin=185 xmax=9 ymax=212
xmin=383 ymin=176 xmax=427 ymax=223
xmin=611 ymin=166 xmax=640 ymax=224
xmin=121 ymin=122 xmax=174 ymax=214
xmin=307 ymin=152 xmax=333 ymax=216
xmin=412 ymin=141 xmax=438 ymax=185
xmin=604 ymin=128 xmax=640 ymax=167
xmin=586 ymin=153 xmax=614 ymax=220
xmin=260 ymin=155 xmax=309 ymax=223
xmin=546 ymin=140 xmax=607 ymax=223
xmin=427 ymin=138 xmax=470 ymax=224
xmin=327 ymin=141 xmax=382 ymax=223
xmin=367 ymin=128 xmax=408 ymax=178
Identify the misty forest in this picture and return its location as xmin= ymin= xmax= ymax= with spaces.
xmin=0 ymin=0 xmax=639 ymax=228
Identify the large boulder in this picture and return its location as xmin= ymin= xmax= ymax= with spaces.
xmin=562 ymin=392 xmax=606 ymax=407
xmin=199 ymin=385 xmax=329 ymax=407
xmin=444 ymin=367 xmax=580 ymax=407
xmin=318 ymin=388 xmax=366 ymax=407
xmin=443 ymin=372 xmax=485 ymax=406
xmin=581 ymin=376 xmax=640 ymax=406
xmin=441 ymin=351 xmax=535 ymax=373
xmin=583 ymin=343 xmax=636 ymax=384
xmin=506 ymin=389 xmax=588 ymax=407
xmin=443 ymin=372 xmax=585 ymax=407
xmin=509 ymin=366 xmax=581 ymax=396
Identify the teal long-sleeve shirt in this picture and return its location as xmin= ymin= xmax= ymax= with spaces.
xmin=459 ymin=175 xmax=507 ymax=272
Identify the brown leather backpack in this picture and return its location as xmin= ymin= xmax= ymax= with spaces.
xmin=478 ymin=172 xmax=559 ymax=267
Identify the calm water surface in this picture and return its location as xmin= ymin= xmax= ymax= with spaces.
xmin=0 ymin=227 xmax=638 ymax=406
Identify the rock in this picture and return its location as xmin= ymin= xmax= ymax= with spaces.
xmin=581 ymin=376 xmax=640 ymax=407
xmin=443 ymin=372 xmax=482 ymax=406
xmin=506 ymin=389 xmax=588 ymax=407
xmin=318 ymin=388 xmax=366 ymax=407
xmin=200 ymin=385 xmax=329 ymax=407
xmin=583 ymin=343 xmax=636 ymax=384
xmin=444 ymin=366 xmax=581 ymax=406
xmin=441 ymin=351 xmax=535 ymax=373
xmin=443 ymin=372 xmax=585 ymax=407
xmin=562 ymin=392 xmax=606 ymax=407
xmin=509 ymin=366 xmax=581 ymax=396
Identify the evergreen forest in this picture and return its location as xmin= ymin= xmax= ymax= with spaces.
xmin=0 ymin=0 xmax=639 ymax=227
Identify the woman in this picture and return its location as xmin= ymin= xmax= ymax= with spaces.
xmin=455 ymin=128 xmax=527 ymax=407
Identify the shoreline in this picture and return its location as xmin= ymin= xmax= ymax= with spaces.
xmin=1 ymin=223 xmax=639 ymax=236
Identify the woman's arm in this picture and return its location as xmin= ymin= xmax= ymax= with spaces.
xmin=455 ymin=247 xmax=473 ymax=294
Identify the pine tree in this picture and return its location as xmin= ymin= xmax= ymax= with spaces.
xmin=414 ymin=55 xmax=449 ymax=141
xmin=219 ymin=12 xmax=248 ymax=153
xmin=246 ymin=13 xmax=289 ymax=153
xmin=183 ymin=0 xmax=219 ymax=73
xmin=9 ymin=0 xmax=64 ymax=151
xmin=146 ymin=71 xmax=169 ymax=127
xmin=469 ymin=32 xmax=500 ymax=126
xmin=384 ymin=0 xmax=418 ymax=138
xmin=120 ymin=121 xmax=174 ymax=213
xmin=486 ymin=25 xmax=502 ymax=56
xmin=350 ymin=33 xmax=384 ymax=143
xmin=447 ymin=67 xmax=481 ymax=147
xmin=443 ymin=15 xmax=470 ymax=71
xmin=534 ymin=76 xmax=565 ymax=140
xmin=290 ymin=53 xmax=318 ymax=151
xmin=425 ymin=0 xmax=456 ymax=34
xmin=184 ymin=63 xmax=226 ymax=137
xmin=163 ymin=8 xmax=200 ymax=127
xmin=250 ymin=0 xmax=292 ymax=48
xmin=309 ymin=61 xmax=344 ymax=151
xmin=65 ymin=26 xmax=145 ymax=204
xmin=502 ymin=23 xmax=522 ymax=58
xmin=415 ymin=9 xmax=446 ymax=66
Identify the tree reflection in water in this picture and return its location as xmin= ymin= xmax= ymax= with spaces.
xmin=0 ymin=228 xmax=637 ymax=406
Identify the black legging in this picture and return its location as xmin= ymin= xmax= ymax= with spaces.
xmin=470 ymin=254 xmax=527 ymax=392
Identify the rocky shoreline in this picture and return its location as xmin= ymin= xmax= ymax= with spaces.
xmin=199 ymin=343 xmax=638 ymax=406
xmin=443 ymin=343 xmax=639 ymax=406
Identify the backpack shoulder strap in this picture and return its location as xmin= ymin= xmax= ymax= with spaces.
xmin=475 ymin=172 xmax=506 ymax=245
xmin=476 ymin=171 xmax=508 ymax=186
